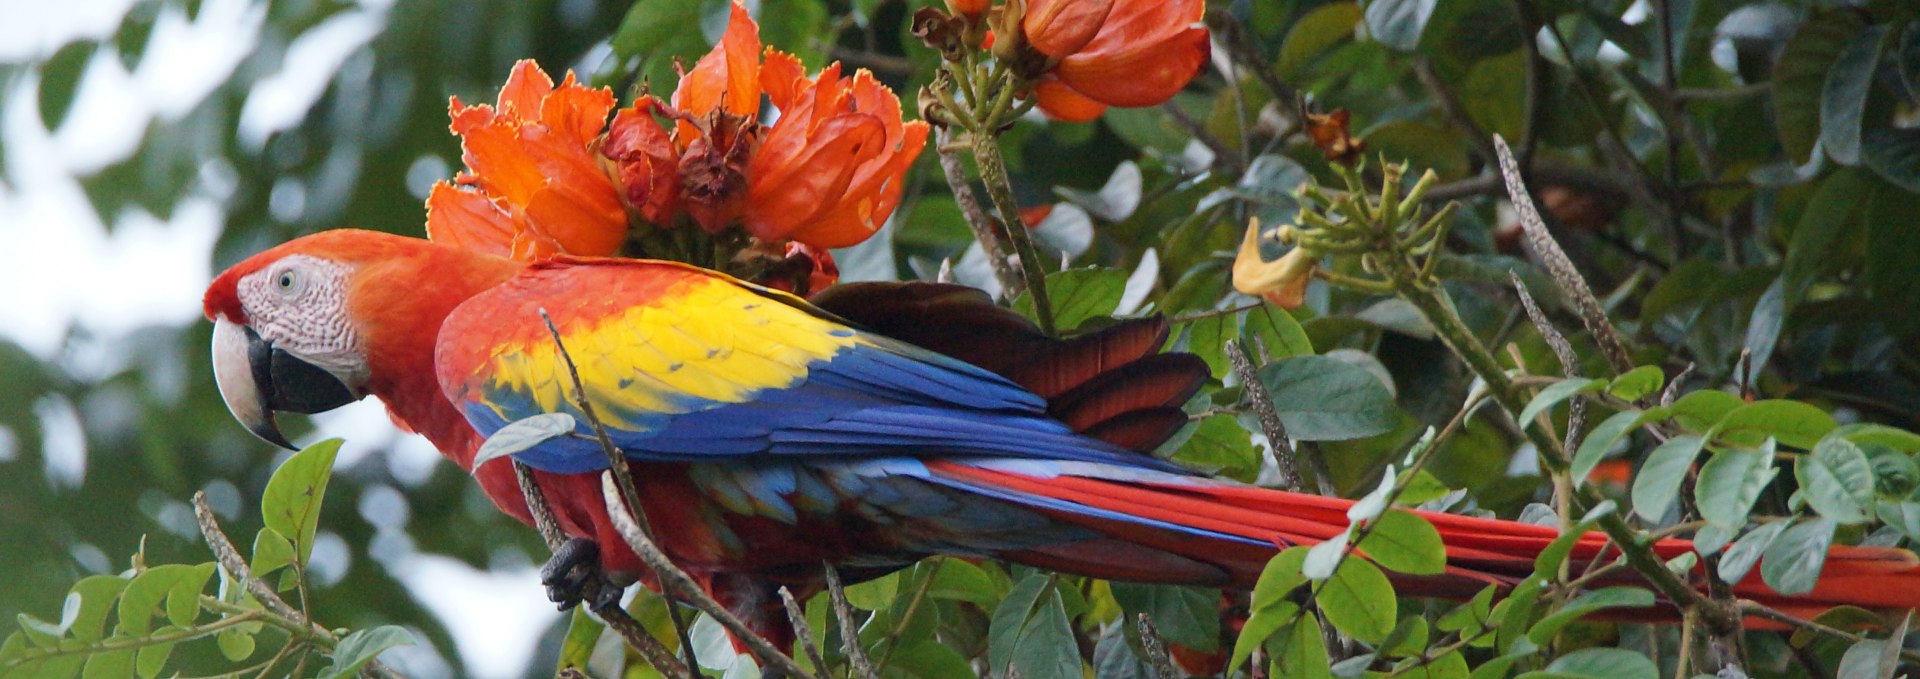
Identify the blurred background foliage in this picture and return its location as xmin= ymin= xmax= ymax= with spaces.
xmin=7 ymin=0 xmax=1920 ymax=676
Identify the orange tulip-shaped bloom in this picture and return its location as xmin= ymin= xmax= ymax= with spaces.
xmin=671 ymin=3 xmax=929 ymax=248
xmin=1022 ymin=0 xmax=1113 ymax=59
xmin=601 ymin=100 xmax=682 ymax=227
xmin=1028 ymin=0 xmax=1209 ymax=120
xmin=426 ymin=61 xmax=628 ymax=260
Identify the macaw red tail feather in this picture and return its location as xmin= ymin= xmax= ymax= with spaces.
xmin=931 ymin=463 xmax=1920 ymax=622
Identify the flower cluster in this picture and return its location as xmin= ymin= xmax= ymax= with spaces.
xmin=426 ymin=3 xmax=927 ymax=293
xmin=928 ymin=0 xmax=1209 ymax=123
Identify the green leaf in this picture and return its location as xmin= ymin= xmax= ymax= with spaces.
xmin=1245 ymin=306 xmax=1313 ymax=360
xmin=1607 ymin=366 xmax=1665 ymax=402
xmin=37 ymin=41 xmax=94 ymax=130
xmin=1318 ymin=558 xmax=1396 ymax=644
xmin=251 ymin=528 xmax=296 ymax=579
xmin=1278 ymin=3 xmax=1362 ymax=78
xmin=1695 ymin=440 xmax=1780 ymax=530
xmin=1462 ymin=51 xmax=1528 ymax=141
xmin=1666 ymin=390 xmax=1743 ymax=433
xmin=80 ymin=648 xmax=134 ymax=679
xmin=165 ymin=563 xmax=214 ymax=629
xmin=1863 ymin=127 xmax=1920 ymax=193
xmin=1521 ymin=647 xmax=1656 ymax=679
xmin=116 ymin=565 xmax=198 ymax=637
xmin=1820 ymin=25 xmax=1890 ymax=165
xmin=1799 ymin=436 xmax=1877 ymax=524
xmin=1763 ymin=517 xmax=1836 ymax=595
xmin=1774 ymin=10 xmax=1872 ymax=162
xmin=1108 ymin=584 xmax=1218 ymax=652
xmin=987 ymin=574 xmax=1052 ymax=676
xmin=926 ymin=558 xmax=1002 ymax=606
xmin=1835 ymin=423 xmax=1920 ymax=453
xmin=1014 ymin=267 xmax=1127 ymax=331
xmin=1710 ymin=401 xmax=1837 ymax=450
xmin=64 ymin=576 xmax=128 ymax=643
xmin=1166 ymin=413 xmax=1262 ymax=481
xmin=1782 ymin=168 xmax=1875 ymax=303
xmin=135 ymin=640 xmax=175 ymax=679
xmin=216 ymin=629 xmax=255 ymax=662
xmin=842 ymin=571 xmax=898 ymax=611
xmin=472 ymin=413 xmax=577 ymax=467
xmin=1259 ymin=356 xmax=1399 ymax=441
xmin=1525 ymin=587 xmax=1655 ymax=645
xmin=1719 ymin=520 xmax=1790 ymax=584
xmin=1837 ymin=638 xmax=1898 ymax=679
xmin=1518 ymin=378 xmax=1606 ymax=426
xmin=1274 ymin=616 xmax=1335 ymax=679
xmin=1005 ymin=588 xmax=1079 ymax=679
xmin=1632 ymin=435 xmax=1705 ymax=522
xmin=262 ymin=438 xmax=342 ymax=567
xmin=1357 ymin=510 xmax=1445 ymax=575
xmin=1740 ymin=277 xmax=1787 ymax=388
xmin=556 ymin=608 xmax=605 ymax=672
xmin=319 ymin=625 xmax=415 ymax=679
xmin=1573 ymin=410 xmax=1643 ymax=487
xmin=1380 ymin=616 xmax=1430 ymax=658
xmin=1364 ymin=0 xmax=1438 ymax=51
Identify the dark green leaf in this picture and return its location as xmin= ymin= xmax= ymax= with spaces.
xmin=1820 ymin=25 xmax=1890 ymax=165
xmin=1108 ymin=584 xmax=1218 ymax=652
xmin=262 ymin=439 xmax=342 ymax=567
xmin=1798 ymin=436 xmax=1876 ymax=524
xmin=1632 ymin=435 xmax=1705 ymax=522
xmin=987 ymin=574 xmax=1052 ymax=675
xmin=1525 ymin=588 xmax=1655 ymax=645
xmin=1259 ymin=356 xmax=1399 ymax=441
xmin=1720 ymin=520 xmax=1789 ymax=584
xmin=1166 ymin=413 xmax=1261 ymax=481
xmin=1667 ymin=389 xmax=1744 ymax=433
xmin=1763 ymin=517 xmax=1836 ymax=595
xmin=1365 ymin=0 xmax=1438 ymax=51
xmin=1279 ymin=3 xmax=1363 ymax=78
xmin=1014 ymin=268 xmax=1127 ymax=331
xmin=1864 ymin=125 xmax=1920 ymax=193
xmin=38 ymin=42 xmax=95 ymax=130
xmin=1775 ymin=10 xmax=1872 ymax=162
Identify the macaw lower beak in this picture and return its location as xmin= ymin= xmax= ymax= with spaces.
xmin=211 ymin=318 xmax=360 ymax=450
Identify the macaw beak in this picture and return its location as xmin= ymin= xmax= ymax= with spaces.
xmin=211 ymin=318 xmax=360 ymax=450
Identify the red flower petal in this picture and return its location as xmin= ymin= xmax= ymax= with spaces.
xmin=673 ymin=1 xmax=763 ymax=122
xmin=1023 ymin=0 xmax=1114 ymax=59
xmin=1056 ymin=25 xmax=1208 ymax=107
xmin=1032 ymin=77 xmax=1108 ymax=122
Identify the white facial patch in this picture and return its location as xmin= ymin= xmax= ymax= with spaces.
xmin=237 ymin=254 xmax=369 ymax=389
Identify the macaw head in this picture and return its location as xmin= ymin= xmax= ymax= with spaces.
xmin=202 ymin=229 xmax=519 ymax=449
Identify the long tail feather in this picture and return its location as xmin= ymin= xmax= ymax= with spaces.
xmin=929 ymin=462 xmax=1920 ymax=619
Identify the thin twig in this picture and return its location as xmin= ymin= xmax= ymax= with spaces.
xmin=191 ymin=493 xmax=406 ymax=679
xmin=935 ymin=128 xmax=1024 ymax=298
xmin=510 ymin=462 xmax=692 ymax=679
xmin=779 ymin=587 xmax=830 ymax=675
xmin=823 ymin=564 xmax=878 ymax=679
xmin=600 ymin=475 xmax=822 ymax=679
xmin=1226 ymin=339 xmax=1299 ymax=490
xmin=1510 ymin=272 xmax=1586 ymax=454
xmin=1134 ymin=614 xmax=1181 ymax=679
xmin=536 ymin=308 xmax=701 ymax=671
xmin=1739 ymin=602 xmax=1920 ymax=664
xmin=1493 ymin=136 xmax=1635 ymax=375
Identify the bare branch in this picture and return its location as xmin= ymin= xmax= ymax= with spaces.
xmin=823 ymin=564 xmax=878 ymax=679
xmin=779 ymin=587 xmax=830 ymax=676
xmin=935 ymin=128 xmax=1024 ymax=298
xmin=1133 ymin=614 xmax=1180 ymax=679
xmin=1493 ymin=135 xmax=1635 ymax=375
xmin=1510 ymin=272 xmax=1586 ymax=453
xmin=1226 ymin=339 xmax=1299 ymax=490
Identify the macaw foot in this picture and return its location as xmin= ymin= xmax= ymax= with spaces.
xmin=540 ymin=538 xmax=624 ymax=613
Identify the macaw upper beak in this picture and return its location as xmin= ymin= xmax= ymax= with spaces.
xmin=211 ymin=318 xmax=360 ymax=450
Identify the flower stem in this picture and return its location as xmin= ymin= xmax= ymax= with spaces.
xmin=968 ymin=129 xmax=1056 ymax=335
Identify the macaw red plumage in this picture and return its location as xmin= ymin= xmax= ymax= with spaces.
xmin=204 ymin=230 xmax=1920 ymax=652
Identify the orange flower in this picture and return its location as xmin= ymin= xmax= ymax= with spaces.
xmin=1024 ymin=0 xmax=1209 ymax=120
xmin=425 ymin=61 xmax=627 ymax=260
xmin=1231 ymin=219 xmax=1314 ymax=309
xmin=1022 ymin=0 xmax=1112 ymax=59
xmin=600 ymin=100 xmax=682 ymax=227
xmin=669 ymin=3 xmax=930 ymax=248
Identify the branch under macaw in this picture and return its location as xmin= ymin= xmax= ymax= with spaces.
xmin=202 ymin=231 xmax=1920 ymax=665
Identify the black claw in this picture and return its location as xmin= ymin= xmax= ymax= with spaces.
xmin=541 ymin=538 xmax=611 ymax=611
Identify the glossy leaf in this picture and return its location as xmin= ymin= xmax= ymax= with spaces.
xmin=1819 ymin=25 xmax=1890 ymax=165
xmin=1696 ymin=440 xmax=1780 ymax=530
xmin=1762 ymin=517 xmax=1836 ymax=595
xmin=1259 ymin=355 xmax=1399 ymax=441
xmin=1317 ymin=557 xmax=1396 ymax=644
xmin=1632 ymin=435 xmax=1705 ymax=522
xmin=1798 ymin=436 xmax=1876 ymax=524
xmin=1356 ymin=510 xmax=1445 ymax=576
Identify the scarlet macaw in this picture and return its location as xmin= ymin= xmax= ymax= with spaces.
xmin=204 ymin=229 xmax=1920 ymax=647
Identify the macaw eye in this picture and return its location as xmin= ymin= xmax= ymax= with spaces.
xmin=274 ymin=269 xmax=303 ymax=297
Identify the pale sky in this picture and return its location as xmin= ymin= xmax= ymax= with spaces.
xmin=0 ymin=2 xmax=560 ymax=676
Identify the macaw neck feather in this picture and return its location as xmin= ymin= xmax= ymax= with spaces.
xmin=348 ymin=243 xmax=522 ymax=469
